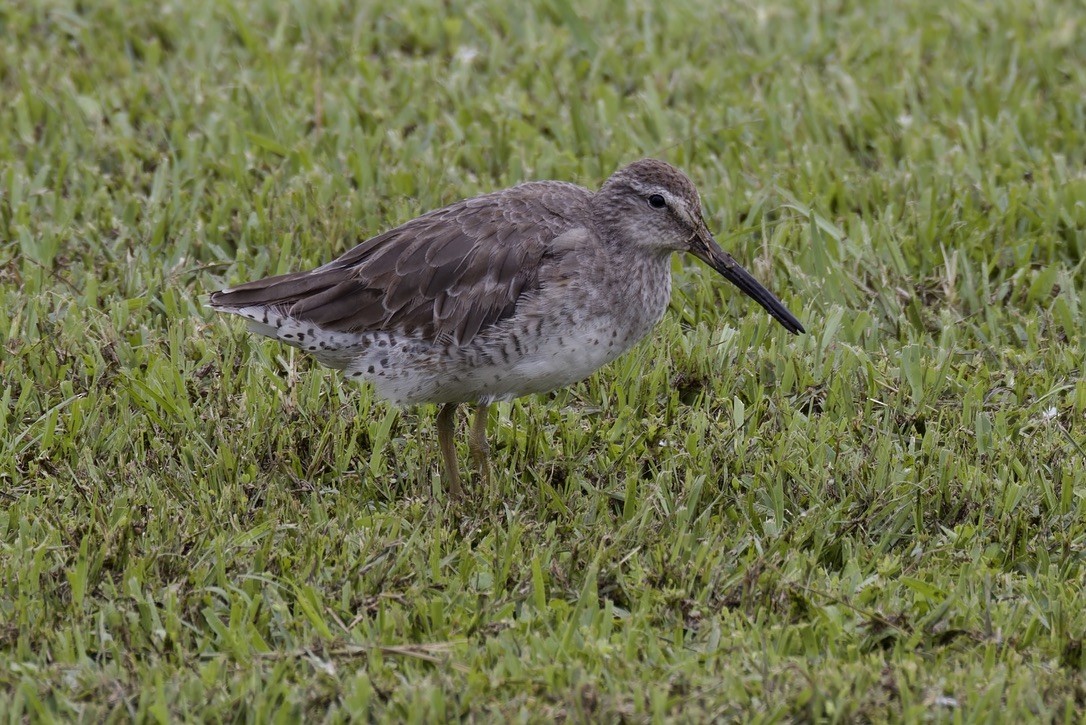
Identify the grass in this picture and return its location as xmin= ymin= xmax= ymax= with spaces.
xmin=2 ymin=0 xmax=1086 ymax=720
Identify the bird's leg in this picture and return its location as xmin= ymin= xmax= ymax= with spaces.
xmin=436 ymin=403 xmax=463 ymax=500
xmin=468 ymin=402 xmax=491 ymax=492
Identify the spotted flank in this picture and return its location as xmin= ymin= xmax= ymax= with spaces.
xmin=220 ymin=305 xmax=371 ymax=369
xmin=228 ymin=305 xmax=282 ymax=339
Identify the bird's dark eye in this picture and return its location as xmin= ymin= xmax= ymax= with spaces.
xmin=648 ymin=194 xmax=667 ymax=209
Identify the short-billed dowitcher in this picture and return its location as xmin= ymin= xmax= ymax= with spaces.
xmin=210 ymin=159 xmax=804 ymax=498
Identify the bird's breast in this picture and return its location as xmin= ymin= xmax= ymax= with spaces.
xmin=471 ymin=252 xmax=673 ymax=398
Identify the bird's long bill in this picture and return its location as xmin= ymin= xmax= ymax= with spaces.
xmin=692 ymin=232 xmax=805 ymax=334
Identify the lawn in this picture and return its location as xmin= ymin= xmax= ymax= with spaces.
xmin=3 ymin=0 xmax=1086 ymax=720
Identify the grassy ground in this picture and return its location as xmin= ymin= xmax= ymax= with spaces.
xmin=3 ymin=0 xmax=1086 ymax=720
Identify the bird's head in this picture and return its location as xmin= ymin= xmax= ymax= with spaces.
xmin=594 ymin=159 xmax=805 ymax=334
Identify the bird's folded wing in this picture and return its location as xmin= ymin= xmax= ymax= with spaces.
xmin=210 ymin=184 xmax=587 ymax=346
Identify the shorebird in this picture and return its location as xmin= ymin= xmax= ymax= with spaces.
xmin=209 ymin=159 xmax=804 ymax=498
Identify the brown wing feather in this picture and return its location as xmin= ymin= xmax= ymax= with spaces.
xmin=210 ymin=181 xmax=590 ymax=345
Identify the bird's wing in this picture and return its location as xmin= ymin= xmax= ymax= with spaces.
xmin=209 ymin=182 xmax=589 ymax=345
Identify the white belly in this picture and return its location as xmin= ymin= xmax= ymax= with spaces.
xmin=488 ymin=318 xmax=649 ymax=398
xmin=351 ymin=311 xmax=657 ymax=405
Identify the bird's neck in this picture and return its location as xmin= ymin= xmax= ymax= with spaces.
xmin=596 ymin=246 xmax=673 ymax=330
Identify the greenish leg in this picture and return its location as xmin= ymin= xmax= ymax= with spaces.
xmin=436 ymin=403 xmax=463 ymax=500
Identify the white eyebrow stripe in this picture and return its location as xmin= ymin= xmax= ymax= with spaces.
xmin=660 ymin=190 xmax=682 ymax=208
xmin=660 ymin=190 xmax=698 ymax=225
xmin=628 ymin=183 xmax=697 ymax=225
